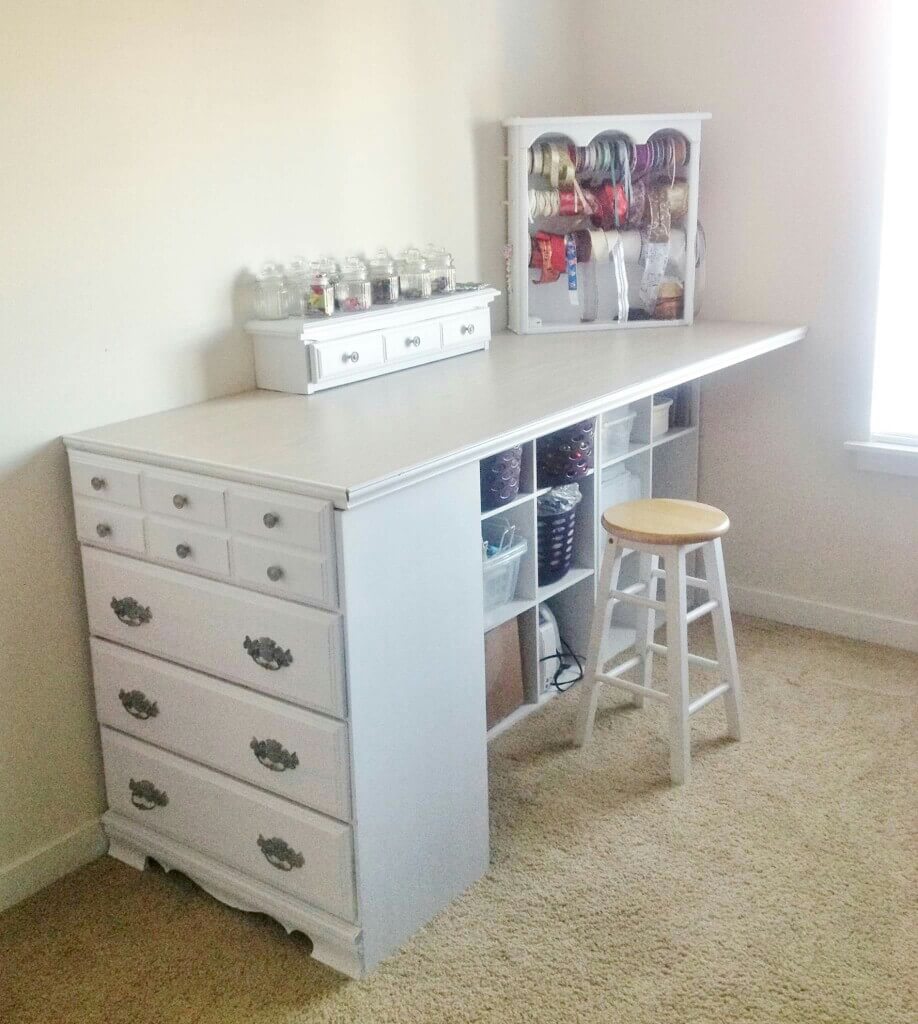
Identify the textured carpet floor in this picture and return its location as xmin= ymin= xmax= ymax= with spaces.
xmin=2 ymin=617 xmax=916 ymax=1024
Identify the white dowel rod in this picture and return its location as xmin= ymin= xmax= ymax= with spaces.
xmin=688 ymin=682 xmax=731 ymax=716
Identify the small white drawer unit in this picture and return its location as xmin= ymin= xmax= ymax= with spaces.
xmin=247 ymin=288 xmax=499 ymax=394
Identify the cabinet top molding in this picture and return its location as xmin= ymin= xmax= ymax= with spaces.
xmin=64 ymin=321 xmax=804 ymax=510
xmin=503 ymin=112 xmax=712 ymax=127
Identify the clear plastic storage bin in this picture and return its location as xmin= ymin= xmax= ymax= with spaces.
xmin=601 ymin=409 xmax=637 ymax=457
xmin=482 ymin=538 xmax=527 ymax=612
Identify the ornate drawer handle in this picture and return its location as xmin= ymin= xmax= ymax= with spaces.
xmin=263 ymin=512 xmax=280 ymax=529
xmin=90 ymin=476 xmax=106 ymax=491
xmin=341 ymin=351 xmax=360 ymax=364
xmin=244 ymin=635 xmax=293 ymax=671
xmin=250 ymin=737 xmax=299 ymax=772
xmin=460 ymin=322 xmax=475 ymax=335
xmin=111 ymin=596 xmax=152 ymax=627
xmin=405 ymin=335 xmax=421 ymax=348
xmin=172 ymin=494 xmax=188 ymax=509
xmin=96 ymin=523 xmax=112 ymax=538
xmin=129 ymin=778 xmax=168 ymax=810
xmin=175 ymin=543 xmax=191 ymax=559
xmin=266 ymin=565 xmax=284 ymax=582
xmin=257 ymin=834 xmax=304 ymax=871
xmin=119 ymin=689 xmax=159 ymax=720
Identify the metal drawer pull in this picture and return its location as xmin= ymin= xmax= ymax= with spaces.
xmin=172 ymin=494 xmax=188 ymax=509
xmin=341 ymin=351 xmax=360 ymax=364
xmin=111 ymin=596 xmax=152 ymax=626
xmin=90 ymin=476 xmax=106 ymax=491
xmin=129 ymin=778 xmax=168 ymax=810
xmin=118 ymin=689 xmax=159 ymax=720
xmin=263 ymin=512 xmax=280 ymax=529
xmin=266 ymin=565 xmax=284 ymax=582
xmin=405 ymin=335 xmax=421 ymax=348
xmin=250 ymin=737 xmax=299 ymax=772
xmin=257 ymin=834 xmax=304 ymax=871
xmin=96 ymin=523 xmax=112 ymax=538
xmin=175 ymin=543 xmax=191 ymax=559
xmin=460 ymin=322 xmax=475 ymax=335
xmin=243 ymin=635 xmax=293 ymax=671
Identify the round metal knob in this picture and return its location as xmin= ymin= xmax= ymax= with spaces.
xmin=341 ymin=351 xmax=360 ymax=364
xmin=90 ymin=476 xmax=106 ymax=491
xmin=175 ymin=543 xmax=191 ymax=559
xmin=96 ymin=523 xmax=112 ymax=538
xmin=263 ymin=512 xmax=280 ymax=529
xmin=406 ymin=335 xmax=421 ymax=348
xmin=172 ymin=494 xmax=187 ymax=509
xmin=266 ymin=565 xmax=284 ymax=582
xmin=460 ymin=323 xmax=475 ymax=336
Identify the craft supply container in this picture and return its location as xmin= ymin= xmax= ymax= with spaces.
xmin=536 ymin=485 xmax=582 ymax=586
xmin=306 ymin=262 xmax=335 ymax=317
xmin=479 ymin=445 xmax=524 ymax=512
xmin=284 ymin=257 xmax=310 ymax=316
xmin=397 ymin=249 xmax=432 ymax=300
xmin=536 ymin=420 xmax=594 ymax=487
xmin=426 ymin=248 xmax=456 ymax=294
xmin=369 ymin=251 xmax=400 ymax=305
xmin=252 ymin=263 xmax=288 ymax=320
xmin=482 ymin=538 xmax=528 ymax=612
xmin=335 ymin=258 xmax=372 ymax=313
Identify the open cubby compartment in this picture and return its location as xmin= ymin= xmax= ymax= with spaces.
xmin=480 ymin=440 xmax=536 ymax=519
xmin=481 ymin=498 xmax=538 ymax=632
xmin=652 ymin=380 xmax=700 ymax=444
xmin=540 ymin=573 xmax=596 ymax=693
xmin=599 ymin=396 xmax=652 ymax=466
xmin=536 ymin=469 xmax=597 ymax=603
xmin=504 ymin=114 xmax=709 ymax=334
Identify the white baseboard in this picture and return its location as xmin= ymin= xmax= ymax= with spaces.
xmin=730 ymin=584 xmax=918 ymax=653
xmin=0 ymin=819 xmax=107 ymax=913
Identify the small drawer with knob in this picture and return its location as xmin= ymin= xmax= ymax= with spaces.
xmin=146 ymin=518 xmax=230 ymax=577
xmin=226 ymin=486 xmax=334 ymax=556
xmin=74 ymin=499 xmax=145 ymax=555
xmin=382 ymin=319 xmax=441 ymax=364
xmin=310 ymin=331 xmax=385 ymax=383
xmin=141 ymin=471 xmax=226 ymax=527
xmin=70 ymin=455 xmax=142 ymax=508
xmin=231 ymin=536 xmax=337 ymax=608
xmin=440 ymin=308 xmax=491 ymax=350
xmin=91 ymin=639 xmax=351 ymax=819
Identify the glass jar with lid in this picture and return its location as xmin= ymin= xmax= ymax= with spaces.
xmin=306 ymin=260 xmax=335 ymax=317
xmin=425 ymin=246 xmax=456 ymax=294
xmin=397 ymin=248 xmax=432 ymax=300
xmin=284 ymin=257 xmax=310 ymax=316
xmin=369 ymin=250 xmax=400 ymax=305
xmin=252 ymin=263 xmax=288 ymax=320
xmin=334 ymin=257 xmax=372 ymax=312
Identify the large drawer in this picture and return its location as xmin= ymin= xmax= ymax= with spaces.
xmin=101 ymin=729 xmax=356 ymax=921
xmin=92 ymin=639 xmax=351 ymax=820
xmin=82 ymin=547 xmax=346 ymax=718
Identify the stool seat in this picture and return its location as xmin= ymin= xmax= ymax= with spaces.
xmin=601 ymin=498 xmax=730 ymax=546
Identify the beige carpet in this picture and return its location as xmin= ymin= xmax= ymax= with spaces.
xmin=2 ymin=617 xmax=916 ymax=1024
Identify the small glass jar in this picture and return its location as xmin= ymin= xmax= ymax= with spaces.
xmin=306 ymin=260 xmax=334 ymax=317
xmin=284 ymin=257 xmax=310 ymax=316
xmin=425 ymin=246 xmax=456 ymax=294
xmin=334 ymin=257 xmax=372 ymax=312
xmin=397 ymin=248 xmax=432 ymax=300
xmin=252 ymin=263 xmax=287 ymax=320
xmin=369 ymin=250 xmax=400 ymax=305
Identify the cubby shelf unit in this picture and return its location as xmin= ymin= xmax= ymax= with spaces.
xmin=481 ymin=380 xmax=701 ymax=740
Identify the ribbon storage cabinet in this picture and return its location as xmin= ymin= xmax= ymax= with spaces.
xmin=504 ymin=113 xmax=708 ymax=334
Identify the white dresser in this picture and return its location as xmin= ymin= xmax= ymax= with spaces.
xmin=64 ymin=321 xmax=804 ymax=977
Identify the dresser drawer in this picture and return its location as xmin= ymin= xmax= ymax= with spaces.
xmin=383 ymin=318 xmax=441 ymax=363
xmin=102 ymin=729 xmax=355 ymax=921
xmin=226 ymin=486 xmax=334 ymax=555
xmin=70 ymin=454 xmax=141 ymax=508
xmin=75 ymin=499 xmax=145 ymax=555
xmin=146 ymin=518 xmax=230 ymax=577
xmin=312 ymin=332 xmax=385 ymax=382
xmin=441 ymin=307 xmax=491 ymax=349
xmin=83 ymin=547 xmax=346 ymax=718
xmin=231 ymin=537 xmax=336 ymax=608
xmin=91 ymin=639 xmax=351 ymax=820
xmin=142 ymin=471 xmax=226 ymax=527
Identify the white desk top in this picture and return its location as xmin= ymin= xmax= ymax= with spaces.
xmin=65 ymin=321 xmax=805 ymax=507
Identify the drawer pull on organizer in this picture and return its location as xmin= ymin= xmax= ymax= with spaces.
xmin=341 ymin=351 xmax=360 ymax=364
xmin=250 ymin=737 xmax=299 ymax=772
xmin=243 ymin=635 xmax=293 ymax=671
xmin=257 ymin=834 xmax=304 ymax=872
xmin=266 ymin=565 xmax=284 ymax=582
xmin=118 ymin=689 xmax=159 ymax=720
xmin=175 ymin=543 xmax=191 ymax=559
xmin=262 ymin=512 xmax=280 ymax=529
xmin=129 ymin=778 xmax=168 ymax=810
xmin=91 ymin=476 xmax=106 ymax=491
xmin=111 ymin=596 xmax=152 ymax=627
xmin=405 ymin=335 xmax=421 ymax=348
xmin=96 ymin=523 xmax=112 ymax=538
xmin=172 ymin=494 xmax=188 ymax=509
xmin=460 ymin=323 xmax=475 ymax=335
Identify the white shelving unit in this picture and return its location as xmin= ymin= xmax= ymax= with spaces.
xmin=504 ymin=114 xmax=708 ymax=335
xmin=481 ymin=379 xmax=701 ymax=739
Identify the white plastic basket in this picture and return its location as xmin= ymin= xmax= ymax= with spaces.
xmin=482 ymin=538 xmax=527 ymax=612
xmin=601 ymin=409 xmax=637 ymax=457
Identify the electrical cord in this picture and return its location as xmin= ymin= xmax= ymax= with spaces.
xmin=538 ymin=634 xmax=585 ymax=693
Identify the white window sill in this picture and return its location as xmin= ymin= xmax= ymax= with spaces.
xmin=845 ymin=440 xmax=918 ymax=477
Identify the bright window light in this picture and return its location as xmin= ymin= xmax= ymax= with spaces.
xmin=870 ymin=1 xmax=918 ymax=445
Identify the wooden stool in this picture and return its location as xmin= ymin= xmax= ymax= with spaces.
xmin=575 ymin=498 xmax=743 ymax=785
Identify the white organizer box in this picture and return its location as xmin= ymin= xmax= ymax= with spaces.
xmin=504 ymin=114 xmax=708 ymax=334
xmin=247 ymin=288 xmax=500 ymax=394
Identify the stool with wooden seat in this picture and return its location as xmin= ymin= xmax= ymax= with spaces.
xmin=575 ymin=498 xmax=743 ymax=785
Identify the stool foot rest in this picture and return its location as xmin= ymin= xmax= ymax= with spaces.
xmin=596 ymin=671 xmax=669 ymax=704
xmin=685 ymin=599 xmax=719 ymax=625
xmin=687 ymin=682 xmax=731 ymax=717
xmin=647 ymin=642 xmax=720 ymax=673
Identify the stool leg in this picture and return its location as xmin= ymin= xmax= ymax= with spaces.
xmin=702 ymin=538 xmax=743 ymax=741
xmin=575 ymin=536 xmax=623 ymax=747
xmin=664 ymin=545 xmax=691 ymax=785
xmin=633 ymin=552 xmax=660 ymax=707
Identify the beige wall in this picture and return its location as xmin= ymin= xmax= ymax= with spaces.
xmin=0 ymin=0 xmax=578 ymax=904
xmin=580 ymin=0 xmax=917 ymax=639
